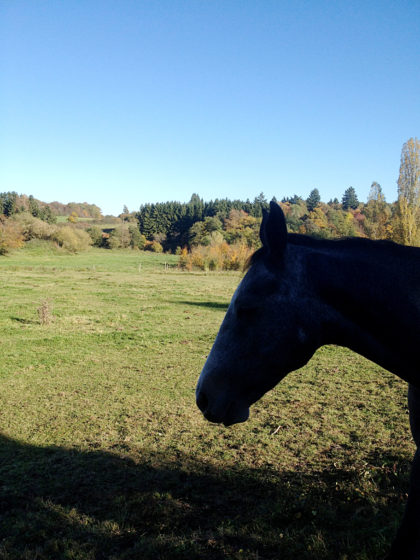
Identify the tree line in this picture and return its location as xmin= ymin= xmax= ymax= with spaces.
xmin=0 ymin=193 xmax=102 ymax=221
xmin=1 ymin=137 xmax=419 ymax=255
xmin=132 ymin=138 xmax=419 ymax=251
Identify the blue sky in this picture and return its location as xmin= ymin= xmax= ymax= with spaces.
xmin=1 ymin=1 xmax=419 ymax=216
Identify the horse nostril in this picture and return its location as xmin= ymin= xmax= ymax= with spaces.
xmin=196 ymin=391 xmax=208 ymax=413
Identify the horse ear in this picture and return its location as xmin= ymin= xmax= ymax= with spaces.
xmin=260 ymin=201 xmax=287 ymax=259
xmin=259 ymin=208 xmax=269 ymax=247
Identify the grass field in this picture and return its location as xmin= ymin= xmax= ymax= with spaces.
xmin=0 ymin=247 xmax=414 ymax=559
xmin=55 ymin=216 xmax=118 ymax=229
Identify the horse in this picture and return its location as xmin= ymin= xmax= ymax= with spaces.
xmin=196 ymin=201 xmax=420 ymax=559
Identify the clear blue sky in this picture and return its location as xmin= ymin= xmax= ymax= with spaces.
xmin=1 ymin=1 xmax=419 ymax=216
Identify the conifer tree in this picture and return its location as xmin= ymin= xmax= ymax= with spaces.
xmin=1 ymin=192 xmax=18 ymax=216
xmin=28 ymin=195 xmax=41 ymax=218
xmin=342 ymin=187 xmax=359 ymax=210
xmin=306 ymin=188 xmax=321 ymax=212
xmin=251 ymin=192 xmax=269 ymax=217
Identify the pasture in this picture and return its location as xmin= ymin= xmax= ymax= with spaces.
xmin=0 ymin=246 xmax=414 ymax=559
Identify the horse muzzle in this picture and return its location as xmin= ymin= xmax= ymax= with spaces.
xmin=196 ymin=386 xmax=250 ymax=426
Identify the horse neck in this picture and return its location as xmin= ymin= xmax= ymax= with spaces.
xmin=304 ymin=240 xmax=420 ymax=384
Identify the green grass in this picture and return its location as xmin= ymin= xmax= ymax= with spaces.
xmin=56 ymin=216 xmax=118 ymax=229
xmin=0 ymin=248 xmax=414 ymax=559
xmin=56 ymin=216 xmax=98 ymax=223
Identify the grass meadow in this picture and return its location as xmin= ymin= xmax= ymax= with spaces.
xmin=0 ymin=246 xmax=414 ymax=559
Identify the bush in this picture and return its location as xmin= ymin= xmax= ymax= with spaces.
xmin=178 ymin=247 xmax=191 ymax=270
xmin=0 ymin=218 xmax=24 ymax=254
xmin=145 ymin=240 xmax=163 ymax=253
xmin=37 ymin=298 xmax=54 ymax=325
xmin=105 ymin=224 xmax=147 ymax=250
xmin=53 ymin=226 xmax=92 ymax=252
xmin=87 ymin=225 xmax=104 ymax=247
xmin=12 ymin=212 xmax=56 ymax=241
xmin=178 ymin=241 xmax=253 ymax=271
xmin=128 ymin=225 xmax=147 ymax=250
xmin=108 ymin=224 xmax=131 ymax=249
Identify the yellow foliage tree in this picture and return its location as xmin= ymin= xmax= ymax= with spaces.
xmin=224 ymin=209 xmax=259 ymax=247
xmin=363 ymin=182 xmax=391 ymax=240
xmin=67 ymin=211 xmax=78 ymax=224
xmin=394 ymin=137 xmax=420 ymax=246
xmin=309 ymin=207 xmax=328 ymax=229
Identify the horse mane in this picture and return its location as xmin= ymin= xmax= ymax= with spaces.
xmin=287 ymin=233 xmax=401 ymax=249
xmin=245 ymin=234 xmax=417 ymax=271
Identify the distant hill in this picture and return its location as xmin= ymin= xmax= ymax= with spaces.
xmin=41 ymin=200 xmax=103 ymax=219
xmin=1 ymin=192 xmax=103 ymax=219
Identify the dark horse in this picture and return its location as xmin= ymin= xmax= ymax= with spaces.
xmin=196 ymin=201 xmax=420 ymax=559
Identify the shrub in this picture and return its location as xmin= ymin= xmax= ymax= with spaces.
xmin=53 ymin=226 xmax=92 ymax=252
xmin=178 ymin=247 xmax=191 ymax=270
xmin=86 ymin=225 xmax=104 ymax=247
xmin=128 ymin=225 xmax=147 ymax=250
xmin=104 ymin=224 xmax=147 ymax=250
xmin=0 ymin=218 xmax=24 ymax=254
xmin=223 ymin=243 xmax=252 ymax=270
xmin=12 ymin=212 xmax=56 ymax=241
xmin=37 ymin=298 xmax=53 ymax=325
xmin=179 ymin=241 xmax=252 ymax=271
xmin=145 ymin=240 xmax=163 ymax=253
xmin=108 ymin=224 xmax=131 ymax=249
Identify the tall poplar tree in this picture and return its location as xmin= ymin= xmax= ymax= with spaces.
xmin=395 ymin=137 xmax=420 ymax=245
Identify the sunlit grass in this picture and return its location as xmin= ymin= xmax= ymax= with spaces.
xmin=0 ymin=248 xmax=413 ymax=559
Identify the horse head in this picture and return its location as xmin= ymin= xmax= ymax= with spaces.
xmin=196 ymin=202 xmax=321 ymax=426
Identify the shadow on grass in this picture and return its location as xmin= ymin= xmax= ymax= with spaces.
xmin=175 ymin=300 xmax=229 ymax=311
xmin=0 ymin=434 xmax=410 ymax=559
xmin=10 ymin=316 xmax=37 ymax=325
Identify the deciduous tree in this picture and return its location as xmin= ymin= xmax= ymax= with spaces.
xmin=394 ymin=137 xmax=420 ymax=245
xmin=363 ymin=182 xmax=391 ymax=240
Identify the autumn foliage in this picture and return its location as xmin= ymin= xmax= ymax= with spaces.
xmin=179 ymin=241 xmax=253 ymax=272
xmin=0 ymin=217 xmax=24 ymax=254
